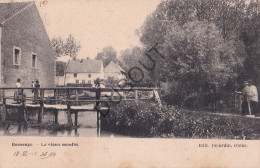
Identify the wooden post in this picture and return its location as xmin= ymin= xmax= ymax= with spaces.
xmin=75 ymin=89 xmax=79 ymax=105
xmin=74 ymin=128 xmax=78 ymax=136
xmin=3 ymin=96 xmax=7 ymax=122
xmin=54 ymin=89 xmax=58 ymax=102
xmin=54 ymin=89 xmax=58 ymax=124
xmin=75 ymin=111 xmax=78 ymax=126
xmin=74 ymin=89 xmax=79 ymax=126
xmin=239 ymin=95 xmax=243 ymax=113
xmin=54 ymin=110 xmax=58 ymax=124
xmin=123 ymin=91 xmax=126 ymax=100
xmin=153 ymin=90 xmax=162 ymax=108
xmin=234 ymin=92 xmax=237 ymax=109
xmin=17 ymin=124 xmax=22 ymax=134
xmin=21 ymin=89 xmax=27 ymax=122
xmin=66 ymin=89 xmax=73 ymax=126
xmin=1 ymin=89 xmax=6 ymax=122
xmin=111 ymin=89 xmax=114 ymax=101
xmin=97 ymin=110 xmax=100 ymax=137
xmin=23 ymin=124 xmax=28 ymax=134
xmin=96 ymin=87 xmax=101 ymax=137
xmin=38 ymin=89 xmax=44 ymax=123
xmin=135 ymin=90 xmax=138 ymax=103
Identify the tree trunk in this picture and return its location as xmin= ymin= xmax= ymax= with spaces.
xmin=66 ymin=111 xmax=73 ymax=126
xmin=63 ymin=57 xmax=71 ymax=86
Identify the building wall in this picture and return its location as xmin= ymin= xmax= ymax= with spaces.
xmin=0 ymin=27 xmax=2 ymax=85
xmin=1 ymin=3 xmax=55 ymax=88
xmin=100 ymin=63 xmax=104 ymax=80
xmin=65 ymin=72 xmax=103 ymax=85
xmin=55 ymin=76 xmax=65 ymax=86
xmin=255 ymin=37 xmax=260 ymax=89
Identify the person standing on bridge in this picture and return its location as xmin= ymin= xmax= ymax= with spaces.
xmin=14 ymin=78 xmax=22 ymax=103
xmin=31 ymin=81 xmax=35 ymax=93
xmin=33 ymin=80 xmax=40 ymax=104
xmin=93 ymin=78 xmax=105 ymax=110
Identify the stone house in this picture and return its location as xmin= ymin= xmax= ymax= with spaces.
xmin=0 ymin=1 xmax=55 ymax=88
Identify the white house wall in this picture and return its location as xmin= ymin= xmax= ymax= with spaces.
xmin=65 ymin=72 xmax=104 ymax=85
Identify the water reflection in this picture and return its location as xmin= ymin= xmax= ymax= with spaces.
xmin=1 ymin=110 xmax=99 ymax=137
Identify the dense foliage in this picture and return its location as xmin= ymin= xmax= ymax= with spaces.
xmin=119 ymin=0 xmax=260 ymax=110
xmin=51 ymin=34 xmax=81 ymax=59
xmin=101 ymin=101 xmax=260 ymax=139
xmin=96 ymin=46 xmax=118 ymax=67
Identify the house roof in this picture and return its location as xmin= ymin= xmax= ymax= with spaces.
xmin=104 ymin=61 xmax=125 ymax=73
xmin=66 ymin=60 xmax=103 ymax=73
xmin=0 ymin=1 xmax=33 ymax=24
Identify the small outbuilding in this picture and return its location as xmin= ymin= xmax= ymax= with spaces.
xmin=104 ymin=61 xmax=126 ymax=80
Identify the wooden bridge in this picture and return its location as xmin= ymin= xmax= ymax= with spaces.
xmin=0 ymin=87 xmax=161 ymax=137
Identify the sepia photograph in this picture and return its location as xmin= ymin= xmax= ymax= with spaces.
xmin=0 ymin=0 xmax=259 ymax=140
xmin=0 ymin=0 xmax=259 ymax=167
xmin=0 ymin=0 xmax=260 ymax=143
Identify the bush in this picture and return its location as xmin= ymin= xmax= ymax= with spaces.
xmin=104 ymin=77 xmax=118 ymax=87
xmin=66 ymin=83 xmax=92 ymax=87
xmin=101 ymin=101 xmax=260 ymax=139
xmin=161 ymin=93 xmax=184 ymax=107
xmin=102 ymin=101 xmax=161 ymax=137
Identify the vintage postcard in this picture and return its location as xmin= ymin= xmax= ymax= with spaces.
xmin=0 ymin=0 xmax=259 ymax=167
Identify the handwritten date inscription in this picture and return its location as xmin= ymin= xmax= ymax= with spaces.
xmin=40 ymin=0 xmax=48 ymax=7
xmin=13 ymin=151 xmax=56 ymax=159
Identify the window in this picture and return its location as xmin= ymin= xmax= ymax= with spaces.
xmin=82 ymin=80 xmax=85 ymax=84
xmin=74 ymin=73 xmax=77 ymax=78
xmin=88 ymin=80 xmax=91 ymax=84
xmin=32 ymin=53 xmax=37 ymax=67
xmin=3 ymin=76 xmax=6 ymax=84
xmin=76 ymin=80 xmax=79 ymax=84
xmin=13 ymin=46 xmax=21 ymax=66
xmin=88 ymin=74 xmax=91 ymax=78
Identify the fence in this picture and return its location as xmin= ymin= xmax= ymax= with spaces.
xmin=0 ymin=87 xmax=160 ymax=136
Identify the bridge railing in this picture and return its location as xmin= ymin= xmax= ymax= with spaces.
xmin=0 ymin=87 xmax=160 ymax=136
xmin=0 ymin=87 xmax=159 ymax=104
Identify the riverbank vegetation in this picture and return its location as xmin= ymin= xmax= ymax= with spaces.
xmin=101 ymin=101 xmax=260 ymax=139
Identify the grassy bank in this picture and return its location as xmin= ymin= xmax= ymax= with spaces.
xmin=101 ymin=101 xmax=260 ymax=139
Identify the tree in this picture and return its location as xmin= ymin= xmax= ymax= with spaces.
xmin=120 ymin=46 xmax=143 ymax=70
xmin=51 ymin=35 xmax=81 ymax=86
xmin=96 ymin=46 xmax=118 ymax=67
xmin=51 ymin=35 xmax=81 ymax=59
xmin=163 ymin=21 xmax=244 ymax=88
xmin=51 ymin=36 xmax=64 ymax=57
xmin=64 ymin=34 xmax=81 ymax=59
xmin=120 ymin=46 xmax=159 ymax=86
xmin=140 ymin=0 xmax=248 ymax=46
xmin=138 ymin=0 xmax=249 ymax=107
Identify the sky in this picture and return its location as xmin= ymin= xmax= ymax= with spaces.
xmin=13 ymin=0 xmax=162 ymax=60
